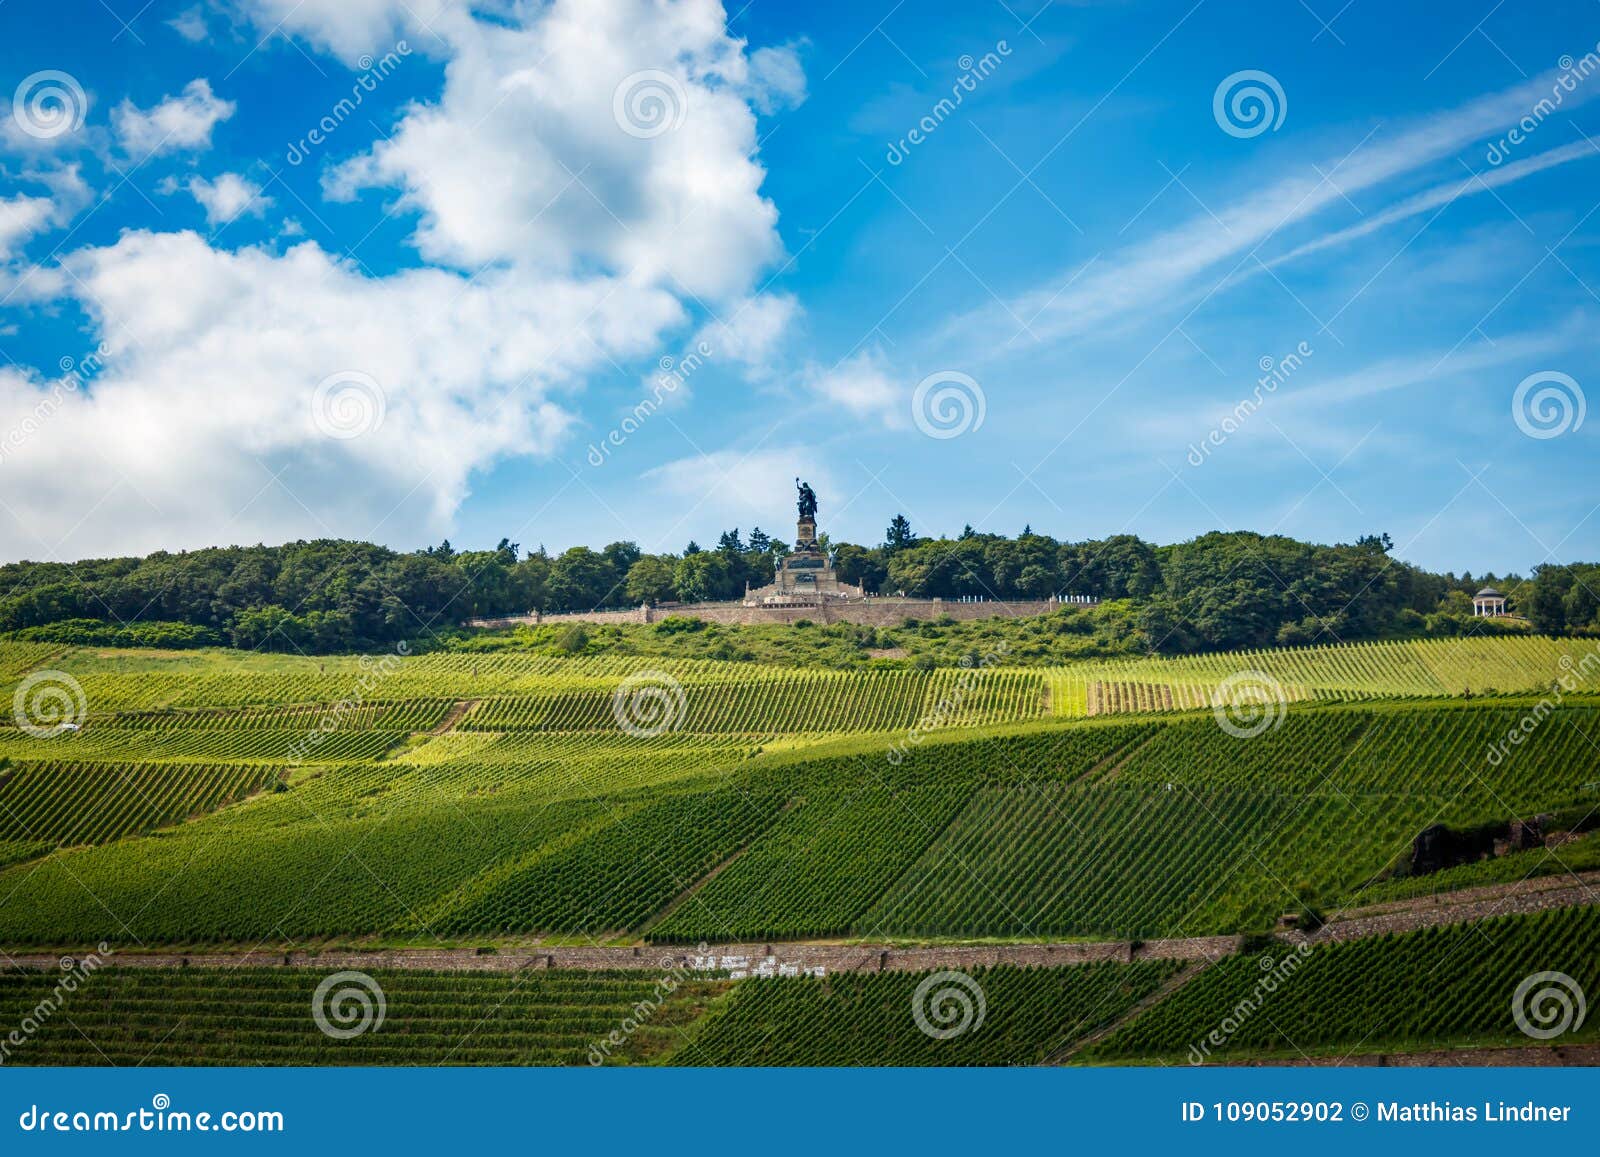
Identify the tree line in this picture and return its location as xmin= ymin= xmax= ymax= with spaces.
xmin=0 ymin=516 xmax=1586 ymax=654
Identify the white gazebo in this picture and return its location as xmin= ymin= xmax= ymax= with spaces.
xmin=1472 ymin=587 xmax=1508 ymax=617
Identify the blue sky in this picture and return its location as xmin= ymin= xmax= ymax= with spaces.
xmin=0 ymin=0 xmax=1594 ymax=575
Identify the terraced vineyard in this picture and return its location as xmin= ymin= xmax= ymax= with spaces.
xmin=421 ymin=787 xmax=792 ymax=936
xmin=856 ymin=785 xmax=1414 ymax=939
xmin=10 ymin=904 xmax=1594 ymax=1067
xmin=651 ymin=725 xmax=1146 ymax=942
xmin=1092 ymin=905 xmax=1600 ymax=1061
xmin=1 ymin=636 xmax=1574 ymax=728
xmin=0 ymin=727 xmax=406 ymax=763
xmin=675 ymin=961 xmax=1183 ymax=1065
xmin=0 ymin=759 xmax=280 ymax=846
xmin=0 ymin=968 xmax=729 ymax=1065
xmin=0 ymin=634 xmax=1595 ymax=1067
xmin=1056 ymin=635 xmax=1578 ymax=717
xmin=109 ymin=699 xmax=454 ymax=731
xmin=464 ymin=668 xmax=1047 ymax=734
xmin=2 ymin=697 xmax=1589 ymax=945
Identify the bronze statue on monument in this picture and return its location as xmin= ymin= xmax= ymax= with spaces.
xmin=795 ymin=478 xmax=817 ymax=522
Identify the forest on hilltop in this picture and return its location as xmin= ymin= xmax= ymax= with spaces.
xmin=0 ymin=519 xmax=1591 ymax=656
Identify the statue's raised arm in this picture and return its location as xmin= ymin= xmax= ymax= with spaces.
xmin=795 ymin=478 xmax=818 ymax=521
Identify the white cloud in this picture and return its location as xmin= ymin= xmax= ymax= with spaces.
xmin=1260 ymin=140 xmax=1600 ymax=272
xmin=1273 ymin=318 xmax=1586 ymax=412
xmin=0 ymin=1 xmax=802 ymax=559
xmin=1135 ymin=317 xmax=1588 ymax=457
xmin=111 ymin=79 xmax=235 ymax=157
xmin=0 ymin=229 xmax=691 ymax=558
xmin=0 ymin=194 xmax=55 ymax=260
xmin=323 ymin=0 xmax=796 ymax=301
xmin=236 ymin=0 xmax=452 ymax=64
xmin=181 ymin=172 xmax=272 ymax=225
xmin=746 ymin=45 xmax=808 ymax=113
xmin=801 ymin=347 xmax=903 ymax=425
xmin=694 ymin=292 xmax=799 ymax=373
xmin=0 ymin=165 xmax=92 ymax=259
xmin=167 ymin=6 xmax=208 ymax=42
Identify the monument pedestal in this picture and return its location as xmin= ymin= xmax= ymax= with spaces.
xmin=775 ymin=516 xmax=842 ymax=598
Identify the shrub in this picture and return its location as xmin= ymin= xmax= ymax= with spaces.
xmin=7 ymin=618 xmax=223 ymax=649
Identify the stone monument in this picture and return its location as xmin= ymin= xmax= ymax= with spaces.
xmin=740 ymin=478 xmax=861 ymax=604
xmin=776 ymin=477 xmax=840 ymax=596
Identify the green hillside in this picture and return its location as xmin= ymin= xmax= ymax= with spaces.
xmin=1 ymin=633 xmax=1596 ymax=1067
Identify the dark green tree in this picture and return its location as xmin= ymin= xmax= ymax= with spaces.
xmin=884 ymin=514 xmax=916 ymax=553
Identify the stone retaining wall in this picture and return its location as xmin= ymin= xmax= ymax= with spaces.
xmin=19 ymin=935 xmax=1238 ymax=977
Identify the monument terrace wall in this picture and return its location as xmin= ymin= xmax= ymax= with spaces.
xmin=466 ymin=595 xmax=1098 ymax=631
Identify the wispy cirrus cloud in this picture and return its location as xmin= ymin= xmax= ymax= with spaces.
xmin=949 ymin=70 xmax=1600 ymax=354
xmin=1134 ymin=314 xmax=1591 ymax=456
xmin=1260 ymin=138 xmax=1600 ymax=272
